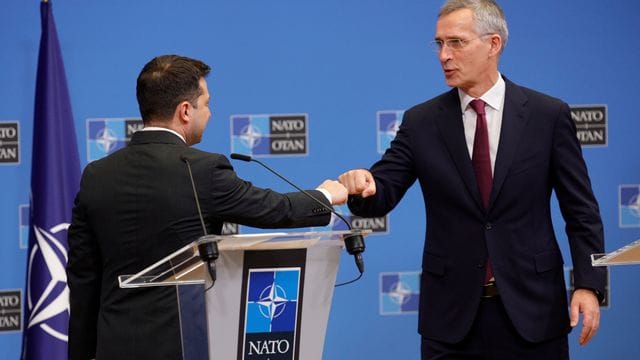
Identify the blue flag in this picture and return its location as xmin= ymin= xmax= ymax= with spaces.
xmin=21 ymin=1 xmax=80 ymax=359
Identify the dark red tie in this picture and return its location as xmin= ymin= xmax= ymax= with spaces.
xmin=470 ymin=99 xmax=493 ymax=283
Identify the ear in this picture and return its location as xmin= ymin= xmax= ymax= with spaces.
xmin=489 ymin=34 xmax=503 ymax=56
xmin=176 ymin=101 xmax=191 ymax=124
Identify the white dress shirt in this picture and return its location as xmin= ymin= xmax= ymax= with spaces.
xmin=141 ymin=126 xmax=186 ymax=143
xmin=458 ymin=74 xmax=506 ymax=175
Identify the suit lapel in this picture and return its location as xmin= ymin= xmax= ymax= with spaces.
xmin=435 ymin=89 xmax=485 ymax=211
xmin=488 ymin=78 xmax=530 ymax=210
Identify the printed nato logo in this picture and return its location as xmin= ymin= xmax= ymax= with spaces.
xmin=619 ymin=185 xmax=640 ymax=227
xmin=0 ymin=290 xmax=22 ymax=332
xmin=377 ymin=110 xmax=404 ymax=154
xmin=380 ymin=272 xmax=420 ymax=315
xmin=231 ymin=114 xmax=308 ymax=157
xmin=570 ymin=105 xmax=607 ymax=147
xmin=314 ymin=205 xmax=389 ymax=234
xmin=0 ymin=121 xmax=20 ymax=164
xmin=87 ymin=118 xmax=143 ymax=161
xmin=243 ymin=268 xmax=300 ymax=359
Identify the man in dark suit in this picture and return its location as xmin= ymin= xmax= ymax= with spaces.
xmin=339 ymin=1 xmax=605 ymax=358
xmin=66 ymin=54 xmax=347 ymax=359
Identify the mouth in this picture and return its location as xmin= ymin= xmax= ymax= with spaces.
xmin=443 ymin=68 xmax=456 ymax=77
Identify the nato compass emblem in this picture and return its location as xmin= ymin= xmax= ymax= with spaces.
xmin=377 ymin=110 xmax=404 ymax=154
xmin=26 ymin=223 xmax=71 ymax=342
xmin=242 ymin=268 xmax=301 ymax=359
xmin=95 ymin=127 xmax=118 ymax=153
xmin=239 ymin=124 xmax=263 ymax=150
xmin=256 ymin=283 xmax=288 ymax=321
xmin=86 ymin=118 xmax=143 ymax=161
xmin=380 ymin=272 xmax=420 ymax=315
xmin=231 ymin=114 xmax=308 ymax=157
xmin=620 ymin=185 xmax=640 ymax=227
xmin=245 ymin=268 xmax=299 ymax=333
xmin=231 ymin=115 xmax=270 ymax=156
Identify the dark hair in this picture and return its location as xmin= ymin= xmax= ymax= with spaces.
xmin=136 ymin=55 xmax=211 ymax=123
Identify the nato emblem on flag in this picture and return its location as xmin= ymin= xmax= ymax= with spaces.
xmin=231 ymin=114 xmax=308 ymax=157
xmin=377 ymin=110 xmax=404 ymax=154
xmin=22 ymin=2 xmax=81 ymax=358
xmin=380 ymin=272 xmax=420 ymax=315
xmin=86 ymin=118 xmax=143 ymax=161
xmin=619 ymin=184 xmax=640 ymax=227
xmin=243 ymin=268 xmax=300 ymax=359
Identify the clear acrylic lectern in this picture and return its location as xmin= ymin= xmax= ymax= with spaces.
xmin=591 ymin=238 xmax=640 ymax=266
xmin=118 ymin=230 xmax=369 ymax=360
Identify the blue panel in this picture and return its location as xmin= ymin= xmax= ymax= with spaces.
xmin=1 ymin=0 xmax=640 ymax=358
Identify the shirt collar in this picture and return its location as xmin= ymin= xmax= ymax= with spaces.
xmin=458 ymin=73 xmax=506 ymax=113
xmin=141 ymin=126 xmax=186 ymax=143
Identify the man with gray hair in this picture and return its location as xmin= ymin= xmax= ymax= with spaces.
xmin=338 ymin=0 xmax=605 ymax=358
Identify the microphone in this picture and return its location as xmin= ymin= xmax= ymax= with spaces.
xmin=180 ymin=155 xmax=219 ymax=287
xmin=229 ymin=153 xmax=366 ymax=275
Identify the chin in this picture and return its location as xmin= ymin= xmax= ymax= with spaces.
xmin=445 ymin=79 xmax=459 ymax=88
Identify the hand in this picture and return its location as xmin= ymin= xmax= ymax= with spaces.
xmin=318 ymin=180 xmax=348 ymax=205
xmin=570 ymin=288 xmax=601 ymax=345
xmin=338 ymin=169 xmax=376 ymax=198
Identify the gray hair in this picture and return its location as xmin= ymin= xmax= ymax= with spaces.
xmin=439 ymin=0 xmax=509 ymax=51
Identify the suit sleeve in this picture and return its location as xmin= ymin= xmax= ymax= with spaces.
xmin=349 ymin=109 xmax=418 ymax=217
xmin=66 ymin=166 xmax=102 ymax=359
xmin=550 ymin=102 xmax=606 ymax=298
xmin=203 ymin=155 xmax=332 ymax=228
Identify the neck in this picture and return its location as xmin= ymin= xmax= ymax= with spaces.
xmin=462 ymin=69 xmax=500 ymax=98
xmin=144 ymin=119 xmax=188 ymax=143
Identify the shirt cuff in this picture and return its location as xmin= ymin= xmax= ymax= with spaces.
xmin=316 ymin=188 xmax=332 ymax=204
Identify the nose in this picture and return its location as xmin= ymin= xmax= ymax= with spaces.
xmin=438 ymin=46 xmax=452 ymax=63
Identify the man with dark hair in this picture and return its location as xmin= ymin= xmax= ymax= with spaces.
xmin=67 ymin=54 xmax=347 ymax=359
xmin=339 ymin=0 xmax=605 ymax=358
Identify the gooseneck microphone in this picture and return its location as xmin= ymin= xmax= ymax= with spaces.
xmin=229 ymin=153 xmax=366 ymax=276
xmin=180 ymin=155 xmax=219 ymax=289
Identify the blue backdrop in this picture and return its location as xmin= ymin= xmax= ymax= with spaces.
xmin=2 ymin=1 xmax=639 ymax=359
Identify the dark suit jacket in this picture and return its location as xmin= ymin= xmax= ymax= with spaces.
xmin=349 ymin=77 xmax=605 ymax=343
xmin=67 ymin=130 xmax=332 ymax=359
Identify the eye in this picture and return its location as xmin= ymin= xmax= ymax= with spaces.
xmin=448 ymin=39 xmax=465 ymax=49
xmin=429 ymin=40 xmax=445 ymax=52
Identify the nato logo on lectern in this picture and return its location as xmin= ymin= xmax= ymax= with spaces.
xmin=231 ymin=114 xmax=308 ymax=157
xmin=242 ymin=268 xmax=301 ymax=359
xmin=86 ymin=118 xmax=143 ymax=161
xmin=377 ymin=110 xmax=404 ymax=154
xmin=619 ymin=184 xmax=640 ymax=228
